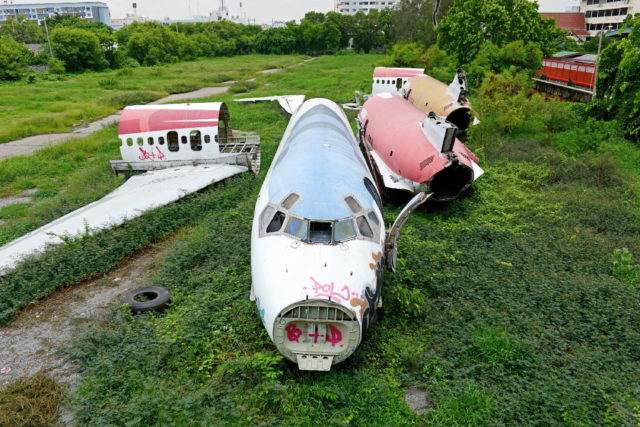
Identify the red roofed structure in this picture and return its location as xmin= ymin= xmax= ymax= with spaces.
xmin=541 ymin=12 xmax=589 ymax=41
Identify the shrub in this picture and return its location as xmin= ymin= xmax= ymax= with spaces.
xmin=387 ymin=41 xmax=426 ymax=67
xmin=47 ymin=57 xmax=66 ymax=74
xmin=50 ymin=27 xmax=108 ymax=71
xmin=0 ymin=36 xmax=33 ymax=80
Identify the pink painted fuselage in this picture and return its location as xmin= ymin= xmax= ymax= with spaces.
xmin=359 ymin=93 xmax=481 ymax=201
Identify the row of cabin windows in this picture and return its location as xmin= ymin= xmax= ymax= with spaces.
xmin=375 ymin=78 xmax=405 ymax=90
xmin=125 ymin=131 xmax=217 ymax=152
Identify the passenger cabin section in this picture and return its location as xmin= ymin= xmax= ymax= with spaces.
xmin=111 ymin=102 xmax=260 ymax=173
xmin=372 ymin=67 xmax=424 ymax=96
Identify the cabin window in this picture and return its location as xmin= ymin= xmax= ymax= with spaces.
xmin=334 ymin=219 xmax=357 ymax=242
xmin=181 ymin=135 xmax=188 ymax=145
xmin=267 ymin=211 xmax=286 ymax=233
xmin=396 ymin=78 xmax=403 ymax=90
xmin=148 ymin=137 xmax=154 ymax=145
xmin=309 ymin=221 xmax=332 ymax=244
xmin=344 ymin=196 xmax=362 ymax=213
xmin=168 ymin=131 xmax=179 ymax=152
xmin=137 ymin=137 xmax=143 ymax=146
xmin=357 ymin=216 xmax=374 ymax=238
xmin=126 ymin=138 xmax=133 ymax=146
xmin=285 ymin=217 xmax=308 ymax=240
xmin=281 ymin=193 xmax=300 ymax=210
xmin=204 ymin=135 xmax=211 ymax=143
xmin=158 ymin=137 xmax=165 ymax=145
xmin=376 ymin=79 xmax=380 ymax=84
xmin=190 ymin=130 xmax=202 ymax=151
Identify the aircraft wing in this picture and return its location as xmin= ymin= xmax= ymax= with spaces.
xmin=0 ymin=164 xmax=246 ymax=274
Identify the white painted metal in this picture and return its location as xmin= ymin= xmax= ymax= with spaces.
xmin=0 ymin=165 xmax=246 ymax=274
xmin=236 ymin=95 xmax=306 ymax=115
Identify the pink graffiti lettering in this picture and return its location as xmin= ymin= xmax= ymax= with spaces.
xmin=308 ymin=325 xmax=323 ymax=344
xmin=309 ymin=277 xmax=351 ymax=303
xmin=326 ymin=325 xmax=342 ymax=347
xmin=138 ymin=147 xmax=167 ymax=161
xmin=285 ymin=323 xmax=302 ymax=343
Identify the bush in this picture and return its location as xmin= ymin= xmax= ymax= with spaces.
xmin=387 ymin=41 xmax=426 ymax=67
xmin=0 ymin=36 xmax=33 ymax=80
xmin=47 ymin=57 xmax=66 ymax=74
xmin=50 ymin=27 xmax=108 ymax=71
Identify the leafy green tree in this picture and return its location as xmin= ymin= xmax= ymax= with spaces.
xmin=393 ymin=0 xmax=454 ymax=47
xmin=50 ymin=27 xmax=108 ymax=71
xmin=325 ymin=12 xmax=355 ymax=49
xmin=254 ymin=27 xmax=297 ymax=54
xmin=0 ymin=16 xmax=44 ymax=43
xmin=388 ymin=41 xmax=426 ymax=66
xmin=353 ymin=10 xmax=384 ymax=52
xmin=597 ymin=15 xmax=640 ymax=140
xmin=0 ymin=35 xmax=33 ymax=80
xmin=437 ymin=0 xmax=556 ymax=64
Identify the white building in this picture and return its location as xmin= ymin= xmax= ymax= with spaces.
xmin=581 ymin=0 xmax=639 ymax=36
xmin=0 ymin=1 xmax=110 ymax=26
xmin=337 ymin=0 xmax=400 ymax=15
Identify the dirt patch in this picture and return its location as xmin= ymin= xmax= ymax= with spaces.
xmin=0 ymin=240 xmax=171 ymax=423
xmin=0 ymin=241 xmax=170 ymax=387
xmin=404 ymin=387 xmax=431 ymax=415
xmin=0 ymin=189 xmax=38 ymax=208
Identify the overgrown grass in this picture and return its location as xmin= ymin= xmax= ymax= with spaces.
xmin=0 ymin=54 xmax=306 ymax=143
xmin=1 ymin=54 xmax=640 ymax=424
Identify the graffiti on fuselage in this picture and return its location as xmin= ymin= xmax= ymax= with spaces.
xmin=350 ymin=251 xmax=384 ymax=334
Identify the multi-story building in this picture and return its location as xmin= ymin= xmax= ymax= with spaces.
xmin=0 ymin=2 xmax=111 ymax=26
xmin=581 ymin=0 xmax=639 ymax=36
xmin=337 ymin=0 xmax=400 ymax=15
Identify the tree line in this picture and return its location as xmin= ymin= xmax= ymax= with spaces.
xmin=0 ymin=10 xmax=397 ymax=80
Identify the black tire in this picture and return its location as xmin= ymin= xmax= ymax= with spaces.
xmin=122 ymin=286 xmax=171 ymax=314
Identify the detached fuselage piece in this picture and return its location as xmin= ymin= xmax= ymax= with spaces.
xmin=251 ymin=99 xmax=385 ymax=371
xmin=358 ymin=93 xmax=483 ymax=202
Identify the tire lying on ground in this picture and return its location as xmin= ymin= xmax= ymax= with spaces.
xmin=122 ymin=286 xmax=171 ymax=314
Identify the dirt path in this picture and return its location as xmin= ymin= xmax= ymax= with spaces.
xmin=0 ymin=59 xmax=315 ymax=161
xmin=0 ymin=241 xmax=170 ymax=423
xmin=0 ymin=86 xmax=231 ymax=161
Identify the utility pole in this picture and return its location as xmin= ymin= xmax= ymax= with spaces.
xmin=43 ymin=18 xmax=53 ymax=57
xmin=593 ymin=25 xmax=611 ymax=101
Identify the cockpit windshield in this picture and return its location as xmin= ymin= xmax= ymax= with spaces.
xmin=260 ymin=193 xmax=381 ymax=244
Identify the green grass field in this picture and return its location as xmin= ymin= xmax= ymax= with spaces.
xmin=1 ymin=54 xmax=640 ymax=425
xmin=0 ymin=54 xmax=306 ymax=144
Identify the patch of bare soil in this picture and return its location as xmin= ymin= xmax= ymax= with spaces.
xmin=404 ymin=387 xmax=431 ymax=415
xmin=0 ymin=240 xmax=171 ymax=424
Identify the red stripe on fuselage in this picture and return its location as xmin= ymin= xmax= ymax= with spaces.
xmin=119 ymin=109 xmax=220 ymax=135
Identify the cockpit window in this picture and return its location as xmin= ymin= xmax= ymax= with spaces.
xmin=260 ymin=206 xmax=275 ymax=230
xmin=367 ymin=211 xmax=380 ymax=228
xmin=356 ymin=216 xmax=374 ymax=238
xmin=285 ymin=217 xmax=308 ymax=240
xmin=334 ymin=219 xmax=357 ymax=242
xmin=309 ymin=221 xmax=332 ymax=244
xmin=267 ymin=211 xmax=286 ymax=233
xmin=364 ymin=177 xmax=382 ymax=211
xmin=281 ymin=193 xmax=300 ymax=210
xmin=344 ymin=196 xmax=362 ymax=213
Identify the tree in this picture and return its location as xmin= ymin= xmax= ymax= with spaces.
xmin=50 ymin=27 xmax=108 ymax=71
xmin=597 ymin=15 xmax=640 ymax=140
xmin=393 ymin=0 xmax=454 ymax=46
xmin=437 ymin=0 xmax=556 ymax=64
xmin=254 ymin=27 xmax=296 ymax=54
xmin=353 ymin=10 xmax=384 ymax=52
xmin=0 ymin=16 xmax=44 ymax=43
xmin=0 ymin=35 xmax=33 ymax=80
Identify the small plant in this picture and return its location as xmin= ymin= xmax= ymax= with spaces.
xmin=0 ymin=373 xmax=65 ymax=426
xmin=612 ymin=248 xmax=639 ymax=286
